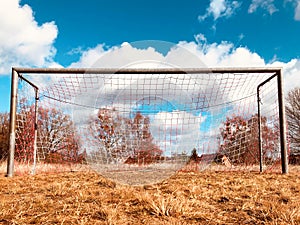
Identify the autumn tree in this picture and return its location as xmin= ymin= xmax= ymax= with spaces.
xmin=36 ymin=107 xmax=80 ymax=163
xmin=0 ymin=113 xmax=9 ymax=161
xmin=15 ymin=98 xmax=80 ymax=163
xmin=130 ymin=112 xmax=162 ymax=164
xmin=91 ymin=109 xmax=162 ymax=164
xmin=91 ymin=108 xmax=132 ymax=163
xmin=286 ymin=87 xmax=300 ymax=154
xmin=219 ymin=114 xmax=278 ymax=164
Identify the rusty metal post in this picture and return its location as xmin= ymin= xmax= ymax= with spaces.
xmin=277 ymin=70 xmax=288 ymax=174
xmin=6 ymin=69 xmax=18 ymax=177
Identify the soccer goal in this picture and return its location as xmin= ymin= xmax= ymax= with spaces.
xmin=6 ymin=67 xmax=288 ymax=182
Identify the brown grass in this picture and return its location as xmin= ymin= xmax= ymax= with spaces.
xmin=0 ymin=167 xmax=299 ymax=224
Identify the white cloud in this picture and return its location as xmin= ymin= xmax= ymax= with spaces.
xmin=56 ymin=37 xmax=300 ymax=156
xmin=295 ymin=0 xmax=300 ymax=20
xmin=248 ymin=0 xmax=278 ymax=15
xmin=67 ymin=46 xmax=85 ymax=56
xmin=238 ymin=33 xmax=245 ymax=41
xmin=176 ymin=38 xmax=265 ymax=67
xmin=284 ymin=0 xmax=300 ymax=21
xmin=151 ymin=111 xmax=204 ymax=155
xmin=199 ymin=0 xmax=241 ymax=21
xmin=70 ymin=41 xmax=206 ymax=69
xmin=68 ymin=36 xmax=300 ymax=95
xmin=70 ymin=39 xmax=265 ymax=71
xmin=271 ymin=59 xmax=300 ymax=92
xmin=0 ymin=0 xmax=58 ymax=74
xmin=69 ymin=44 xmax=110 ymax=68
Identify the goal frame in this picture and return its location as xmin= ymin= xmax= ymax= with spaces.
xmin=6 ymin=67 xmax=288 ymax=177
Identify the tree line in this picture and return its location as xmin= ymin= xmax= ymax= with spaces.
xmin=0 ymin=87 xmax=300 ymax=164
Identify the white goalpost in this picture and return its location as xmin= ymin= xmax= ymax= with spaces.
xmin=6 ymin=67 xmax=288 ymax=184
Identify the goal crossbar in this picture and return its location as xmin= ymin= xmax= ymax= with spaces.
xmin=12 ymin=67 xmax=282 ymax=74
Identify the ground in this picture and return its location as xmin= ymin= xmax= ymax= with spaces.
xmin=0 ymin=167 xmax=299 ymax=224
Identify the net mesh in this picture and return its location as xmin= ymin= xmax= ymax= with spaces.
xmin=12 ymin=69 xmax=283 ymax=183
xmin=0 ymin=112 xmax=9 ymax=165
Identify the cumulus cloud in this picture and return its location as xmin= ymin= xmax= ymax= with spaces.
xmin=69 ymin=41 xmax=210 ymax=70
xmin=71 ymin=39 xmax=264 ymax=70
xmin=248 ymin=0 xmax=278 ymax=15
xmin=271 ymin=59 xmax=300 ymax=92
xmin=199 ymin=0 xmax=241 ymax=21
xmin=68 ymin=36 xmax=300 ymax=105
xmin=283 ymin=0 xmax=300 ymax=20
xmin=175 ymin=38 xmax=266 ymax=68
xmin=295 ymin=0 xmax=300 ymax=20
xmin=0 ymin=0 xmax=58 ymax=74
xmin=70 ymin=42 xmax=167 ymax=69
xmin=150 ymin=111 xmax=204 ymax=155
xmin=42 ymin=36 xmax=300 ymax=156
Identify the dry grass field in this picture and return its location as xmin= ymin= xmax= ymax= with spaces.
xmin=0 ymin=167 xmax=300 ymax=224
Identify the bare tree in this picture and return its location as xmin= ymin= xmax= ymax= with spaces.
xmin=91 ymin=109 xmax=162 ymax=164
xmin=219 ymin=114 xmax=279 ymax=164
xmin=286 ymin=87 xmax=300 ymax=154
xmin=37 ymin=107 xmax=80 ymax=162
xmin=130 ymin=112 xmax=162 ymax=164
xmin=16 ymin=99 xmax=80 ymax=163
xmin=91 ymin=108 xmax=131 ymax=163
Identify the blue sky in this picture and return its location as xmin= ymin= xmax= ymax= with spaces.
xmin=1 ymin=0 xmax=300 ymax=113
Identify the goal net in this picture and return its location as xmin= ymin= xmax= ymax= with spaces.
xmin=7 ymin=68 xmax=288 ymax=184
